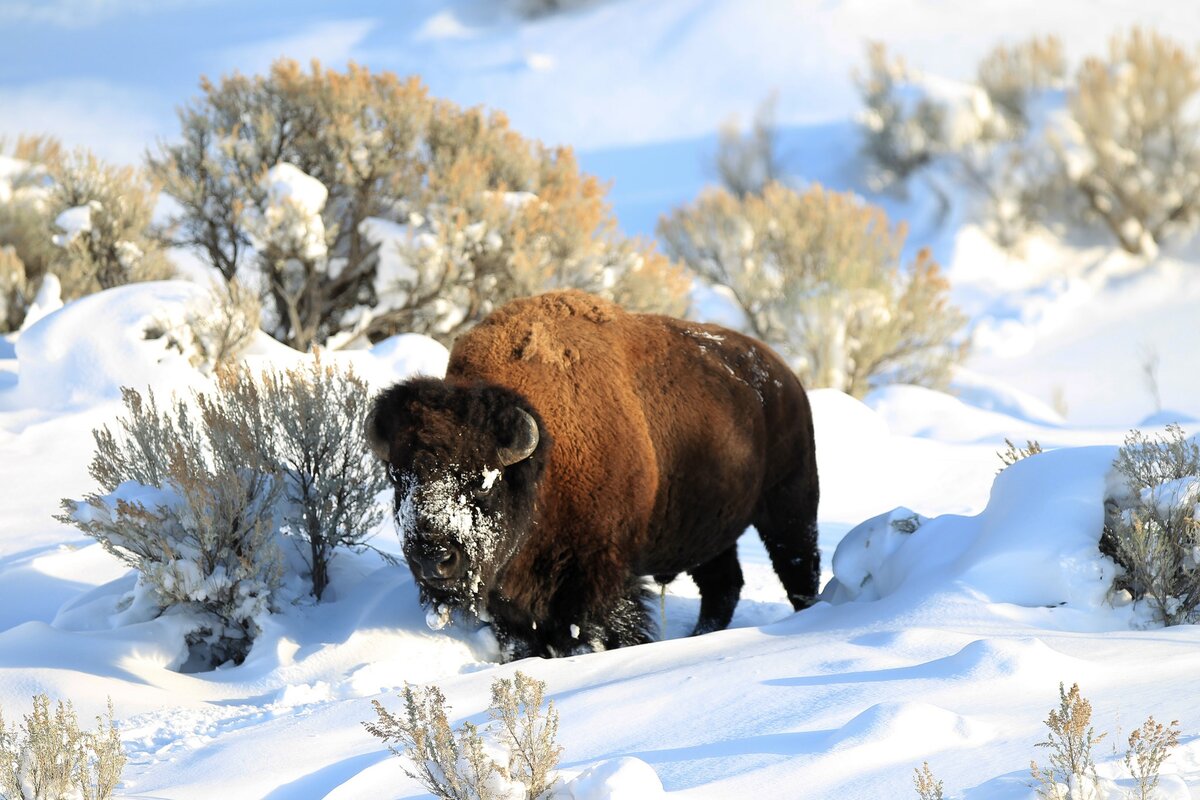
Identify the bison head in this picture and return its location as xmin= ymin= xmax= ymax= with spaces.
xmin=366 ymin=378 xmax=548 ymax=613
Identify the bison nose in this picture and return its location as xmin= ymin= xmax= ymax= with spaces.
xmin=415 ymin=545 xmax=465 ymax=582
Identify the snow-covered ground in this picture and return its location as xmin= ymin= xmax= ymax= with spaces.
xmin=0 ymin=280 xmax=1197 ymax=799
xmin=4 ymin=1 xmax=1200 ymax=798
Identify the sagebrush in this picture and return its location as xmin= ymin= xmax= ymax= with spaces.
xmin=1102 ymin=424 xmax=1200 ymax=625
xmin=856 ymin=41 xmax=946 ymax=190
xmin=659 ymin=181 xmax=967 ymax=397
xmin=714 ymin=94 xmax=784 ymax=197
xmin=150 ymin=58 xmax=687 ymax=352
xmin=1031 ymin=682 xmax=1105 ymax=800
xmin=48 ymin=149 xmax=172 ymax=299
xmin=0 ymin=139 xmax=171 ymax=332
xmin=998 ymin=438 xmax=1044 ymax=472
xmin=58 ymin=355 xmax=387 ymax=666
xmin=912 ymin=761 xmax=944 ymax=800
xmin=365 ymin=671 xmax=561 ymax=800
xmin=1064 ymin=28 xmax=1200 ymax=254
xmin=58 ymin=384 xmax=284 ymax=667
xmin=0 ymin=694 xmax=125 ymax=800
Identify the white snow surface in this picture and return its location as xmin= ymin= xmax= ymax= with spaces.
xmin=2 ymin=281 xmax=1200 ymax=799
xmin=4 ymin=2 xmax=1200 ymax=798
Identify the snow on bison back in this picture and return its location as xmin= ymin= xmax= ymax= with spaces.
xmin=367 ymin=290 xmax=819 ymax=660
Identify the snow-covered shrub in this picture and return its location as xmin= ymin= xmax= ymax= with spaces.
xmin=0 ymin=246 xmax=27 ymax=332
xmin=59 ymin=385 xmax=284 ymax=667
xmin=145 ymin=280 xmax=262 ymax=373
xmin=48 ymin=149 xmax=173 ymax=298
xmin=658 ymin=182 xmax=967 ymax=398
xmin=0 ymin=139 xmax=58 ymax=333
xmin=150 ymin=59 xmax=687 ymax=352
xmin=0 ymin=694 xmax=125 ymax=800
xmin=254 ymin=354 xmax=389 ymax=600
xmin=856 ymin=42 xmax=947 ymax=190
xmin=948 ymin=37 xmax=1071 ymax=250
xmin=1030 ymin=682 xmax=1105 ymax=800
xmin=1102 ymin=424 xmax=1200 ymax=626
xmin=1062 ymin=28 xmax=1200 ymax=255
xmin=714 ymin=95 xmax=783 ymax=198
xmin=977 ymin=36 xmax=1067 ymax=132
xmin=366 ymin=671 xmax=560 ymax=800
xmin=61 ymin=353 xmax=387 ymax=648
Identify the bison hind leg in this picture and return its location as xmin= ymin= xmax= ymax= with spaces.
xmin=754 ymin=467 xmax=821 ymax=610
xmin=688 ymin=543 xmax=744 ymax=636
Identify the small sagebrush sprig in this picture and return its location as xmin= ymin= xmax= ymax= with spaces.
xmin=1124 ymin=716 xmax=1180 ymax=800
xmin=0 ymin=694 xmax=126 ymax=800
xmin=912 ymin=761 xmax=944 ymax=800
xmin=489 ymin=672 xmax=563 ymax=799
xmin=1030 ymin=682 xmax=1105 ymax=800
xmin=998 ymin=438 xmax=1043 ymax=471
xmin=365 ymin=671 xmax=561 ymax=800
xmin=365 ymin=684 xmax=481 ymax=800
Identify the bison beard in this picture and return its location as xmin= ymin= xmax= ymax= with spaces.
xmin=368 ymin=290 xmax=820 ymax=660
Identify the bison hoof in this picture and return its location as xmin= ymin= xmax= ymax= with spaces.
xmin=789 ymin=593 xmax=817 ymax=611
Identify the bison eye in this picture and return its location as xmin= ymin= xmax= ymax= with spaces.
xmin=387 ymin=463 xmax=403 ymax=484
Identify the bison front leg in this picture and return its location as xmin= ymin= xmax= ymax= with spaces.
xmin=547 ymin=578 xmax=654 ymax=657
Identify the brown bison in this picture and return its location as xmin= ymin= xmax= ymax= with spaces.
xmin=367 ymin=290 xmax=819 ymax=659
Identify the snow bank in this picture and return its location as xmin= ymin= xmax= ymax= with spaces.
xmin=3 ymin=281 xmax=210 ymax=410
xmin=824 ymin=445 xmax=1122 ymax=613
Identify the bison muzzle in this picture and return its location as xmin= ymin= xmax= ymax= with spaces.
xmin=368 ymin=290 xmax=819 ymax=660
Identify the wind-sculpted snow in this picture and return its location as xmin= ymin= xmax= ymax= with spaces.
xmin=825 ymin=447 xmax=1122 ymax=613
xmin=3 ymin=280 xmax=209 ymax=410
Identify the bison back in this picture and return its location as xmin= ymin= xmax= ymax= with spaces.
xmin=447 ymin=290 xmax=814 ymax=577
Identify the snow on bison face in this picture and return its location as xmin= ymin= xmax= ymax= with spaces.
xmin=366 ymin=379 xmax=547 ymax=614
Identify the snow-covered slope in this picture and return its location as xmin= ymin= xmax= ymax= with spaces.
xmin=4 ymin=2 xmax=1200 ymax=798
xmin=1 ymin=281 xmax=1199 ymax=798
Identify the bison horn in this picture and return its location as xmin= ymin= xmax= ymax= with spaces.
xmin=498 ymin=408 xmax=539 ymax=466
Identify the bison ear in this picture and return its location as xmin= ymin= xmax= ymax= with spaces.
xmin=497 ymin=406 xmax=540 ymax=467
xmin=366 ymin=382 xmax=419 ymax=462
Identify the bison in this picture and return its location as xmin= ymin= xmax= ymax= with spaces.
xmin=367 ymin=290 xmax=819 ymax=659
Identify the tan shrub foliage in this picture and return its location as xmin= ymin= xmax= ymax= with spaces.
xmin=1067 ymin=28 xmax=1200 ymax=254
xmin=59 ymin=383 xmax=283 ymax=667
xmin=151 ymin=59 xmax=687 ymax=352
xmin=659 ymin=182 xmax=967 ymax=398
xmin=1102 ymin=424 xmax=1200 ymax=625
xmin=146 ymin=280 xmax=262 ymax=373
xmin=0 ymin=137 xmax=58 ymax=333
xmin=0 ymin=694 xmax=125 ymax=800
xmin=978 ymin=35 xmax=1067 ymax=131
xmin=1125 ymin=716 xmax=1181 ymax=800
xmin=366 ymin=671 xmax=561 ymax=800
xmin=0 ymin=246 xmax=27 ymax=332
xmin=912 ymin=761 xmax=944 ymax=800
xmin=856 ymin=42 xmax=946 ymax=188
xmin=48 ymin=149 xmax=173 ymax=299
xmin=1031 ymin=682 xmax=1105 ymax=799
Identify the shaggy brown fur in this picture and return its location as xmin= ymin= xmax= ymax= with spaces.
xmin=370 ymin=290 xmax=819 ymax=659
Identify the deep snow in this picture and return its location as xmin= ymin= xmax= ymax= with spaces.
xmin=4 ymin=1 xmax=1200 ymax=798
xmin=1 ymin=280 xmax=1198 ymax=798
